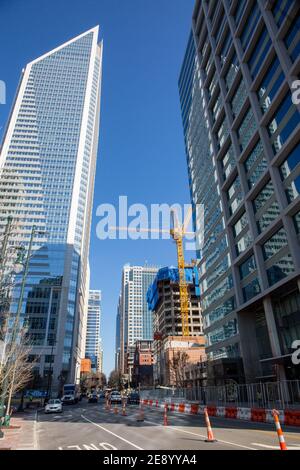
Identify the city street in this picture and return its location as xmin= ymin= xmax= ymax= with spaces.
xmin=36 ymin=401 xmax=300 ymax=451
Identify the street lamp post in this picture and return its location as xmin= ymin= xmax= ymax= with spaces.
xmin=46 ymin=340 xmax=56 ymax=402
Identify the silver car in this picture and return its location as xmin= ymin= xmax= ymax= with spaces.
xmin=45 ymin=399 xmax=63 ymax=414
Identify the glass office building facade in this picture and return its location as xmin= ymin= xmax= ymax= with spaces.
xmin=179 ymin=0 xmax=300 ymax=383
xmin=0 ymin=27 xmax=102 ymax=388
xmin=85 ymin=290 xmax=102 ymax=373
xmin=118 ymin=265 xmax=158 ymax=381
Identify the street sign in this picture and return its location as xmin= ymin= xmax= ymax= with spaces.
xmin=25 ymin=390 xmax=47 ymax=398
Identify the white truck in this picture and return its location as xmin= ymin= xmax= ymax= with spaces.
xmin=62 ymin=384 xmax=80 ymax=404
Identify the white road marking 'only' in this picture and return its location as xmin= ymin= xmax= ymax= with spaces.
xmin=58 ymin=442 xmax=117 ymax=450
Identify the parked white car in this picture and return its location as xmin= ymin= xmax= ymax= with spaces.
xmin=45 ymin=399 xmax=63 ymax=414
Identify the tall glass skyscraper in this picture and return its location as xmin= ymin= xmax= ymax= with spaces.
xmin=0 ymin=27 xmax=103 ymax=389
xmin=118 ymin=265 xmax=158 ymax=381
xmin=179 ymin=1 xmax=300 ymax=384
xmin=85 ymin=290 xmax=103 ymax=373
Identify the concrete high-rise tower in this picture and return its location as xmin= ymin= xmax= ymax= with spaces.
xmin=0 ymin=27 xmax=103 ymax=389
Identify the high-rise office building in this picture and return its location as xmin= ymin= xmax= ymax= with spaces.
xmin=85 ymin=290 xmax=103 ymax=373
xmin=115 ymin=296 xmax=121 ymax=370
xmin=179 ymin=0 xmax=300 ymax=384
xmin=118 ymin=264 xmax=158 ymax=381
xmin=0 ymin=27 xmax=103 ymax=389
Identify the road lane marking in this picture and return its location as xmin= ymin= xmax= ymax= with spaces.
xmin=81 ymin=415 xmax=143 ymax=450
xmin=96 ymin=405 xmax=258 ymax=450
xmin=135 ymin=416 xmax=257 ymax=450
xmin=252 ymin=443 xmax=300 ymax=450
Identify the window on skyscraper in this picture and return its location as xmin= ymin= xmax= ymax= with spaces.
xmin=231 ymin=78 xmax=247 ymax=119
xmin=242 ymin=278 xmax=261 ymax=302
xmin=293 ymin=211 xmax=300 ymax=234
xmin=224 ymin=52 xmax=239 ymax=92
xmin=263 ymin=227 xmax=295 ymax=286
xmin=221 ymin=144 xmax=236 ymax=180
xmin=216 ymin=115 xmax=229 ymax=150
xmin=253 ymin=180 xmax=280 ymax=233
xmin=247 ymin=26 xmax=272 ymax=79
xmin=211 ymin=92 xmax=222 ymax=123
xmin=244 ymin=140 xmax=268 ymax=189
xmin=240 ymin=2 xmax=261 ymax=51
xmin=267 ymin=92 xmax=300 ymax=154
xmin=232 ymin=212 xmax=253 ymax=256
xmin=234 ymin=0 xmax=247 ymax=26
xmin=279 ymin=141 xmax=300 ymax=203
xmin=237 ymin=107 xmax=256 ymax=152
xmin=208 ymin=69 xmax=218 ymax=98
xmin=227 ymin=175 xmax=243 ymax=216
xmin=239 ymin=254 xmax=257 ymax=280
xmin=271 ymin=0 xmax=295 ymax=28
xmin=219 ymin=28 xmax=232 ymax=68
xmin=283 ymin=11 xmax=300 ymax=62
xmin=257 ymin=56 xmax=284 ymax=114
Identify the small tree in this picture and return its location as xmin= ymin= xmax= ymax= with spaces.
xmin=0 ymin=327 xmax=35 ymax=415
xmin=108 ymin=370 xmax=122 ymax=389
xmin=167 ymin=351 xmax=189 ymax=388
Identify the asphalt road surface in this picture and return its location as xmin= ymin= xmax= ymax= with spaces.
xmin=36 ymin=400 xmax=300 ymax=451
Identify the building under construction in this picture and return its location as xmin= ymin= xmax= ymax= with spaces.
xmin=147 ymin=266 xmax=205 ymax=386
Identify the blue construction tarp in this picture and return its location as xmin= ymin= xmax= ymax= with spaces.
xmin=147 ymin=266 xmax=200 ymax=311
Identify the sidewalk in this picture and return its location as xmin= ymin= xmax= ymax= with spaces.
xmin=0 ymin=410 xmax=38 ymax=450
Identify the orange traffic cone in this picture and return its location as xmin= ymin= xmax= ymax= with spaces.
xmin=272 ymin=410 xmax=287 ymax=450
xmin=204 ymin=408 xmax=216 ymax=442
xmin=164 ymin=404 xmax=168 ymax=426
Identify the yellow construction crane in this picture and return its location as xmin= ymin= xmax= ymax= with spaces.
xmin=110 ymin=207 xmax=194 ymax=337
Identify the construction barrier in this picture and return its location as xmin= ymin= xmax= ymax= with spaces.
xmin=272 ymin=409 xmax=287 ymax=450
xmin=164 ymin=404 xmax=168 ymax=426
xmin=216 ymin=407 xmax=225 ymax=417
xmin=178 ymin=403 xmax=185 ymax=413
xmin=207 ymin=406 xmax=217 ymax=417
xmin=226 ymin=407 xmax=238 ymax=419
xmin=140 ymin=398 xmax=300 ymax=427
xmin=251 ymin=408 xmax=266 ymax=423
xmin=284 ymin=410 xmax=300 ymax=426
xmin=237 ymin=407 xmax=251 ymax=421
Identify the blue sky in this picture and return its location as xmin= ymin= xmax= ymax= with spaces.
xmin=0 ymin=0 xmax=195 ymax=376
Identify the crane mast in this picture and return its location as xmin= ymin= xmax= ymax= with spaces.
xmin=170 ymin=231 xmax=190 ymax=337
